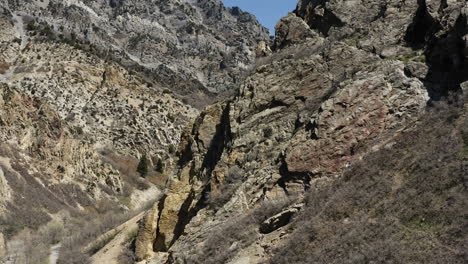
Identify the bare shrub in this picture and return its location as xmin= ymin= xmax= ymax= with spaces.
xmin=8 ymin=220 xmax=66 ymax=264
xmin=57 ymin=248 xmax=90 ymax=264
xmin=266 ymin=102 xmax=468 ymax=263
xmin=57 ymin=210 xmax=128 ymax=264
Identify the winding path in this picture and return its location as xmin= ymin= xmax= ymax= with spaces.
xmin=49 ymin=244 xmax=61 ymax=264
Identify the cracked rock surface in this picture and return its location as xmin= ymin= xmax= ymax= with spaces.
xmin=134 ymin=1 xmax=468 ymax=263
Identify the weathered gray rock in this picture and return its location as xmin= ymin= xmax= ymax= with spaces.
xmin=405 ymin=61 xmax=429 ymax=79
xmin=274 ymin=13 xmax=315 ymax=48
xmin=144 ymin=252 xmax=169 ymax=264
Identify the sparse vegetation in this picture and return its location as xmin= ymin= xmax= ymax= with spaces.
xmin=263 ymin=126 xmax=274 ymax=138
xmin=58 ymin=204 xmax=138 ymax=264
xmin=169 ymin=143 xmax=176 ymax=154
xmin=188 ymin=198 xmax=297 ymax=264
xmin=266 ymin=102 xmax=467 ymax=264
xmin=118 ymin=240 xmax=137 ymax=264
xmin=384 ymin=50 xmax=426 ymax=64
xmin=0 ymin=62 xmax=10 ymax=74
xmin=100 ymin=150 xmax=163 ymax=189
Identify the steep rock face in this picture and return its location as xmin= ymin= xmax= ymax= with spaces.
xmin=0 ymin=0 xmax=269 ymax=107
xmin=135 ymin=203 xmax=160 ymax=261
xmin=295 ymin=0 xmax=468 ymax=99
xmin=135 ymin=0 xmax=468 ymax=263
xmin=0 ymin=84 xmax=121 ymax=192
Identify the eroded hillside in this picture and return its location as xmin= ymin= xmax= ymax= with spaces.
xmin=0 ymin=0 xmax=269 ymax=107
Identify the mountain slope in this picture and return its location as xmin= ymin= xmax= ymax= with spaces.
xmin=132 ymin=0 xmax=468 ymax=263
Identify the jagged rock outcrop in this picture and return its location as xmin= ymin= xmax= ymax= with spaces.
xmin=135 ymin=203 xmax=160 ymax=261
xmin=255 ymin=41 xmax=272 ymax=58
xmin=274 ymin=13 xmax=315 ymax=49
xmin=134 ymin=0 xmax=468 ymax=263
xmin=0 ymin=16 xmax=198 ymax=160
xmin=0 ymin=0 xmax=269 ymax=107
xmin=0 ymin=0 xmax=466 ymax=262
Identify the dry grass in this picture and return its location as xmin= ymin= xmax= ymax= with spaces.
xmin=185 ymin=197 xmax=298 ymax=264
xmin=266 ymin=102 xmax=468 ymax=263
xmin=0 ymin=62 xmax=10 ymax=74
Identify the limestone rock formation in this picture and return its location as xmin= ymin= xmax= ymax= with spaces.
xmin=274 ymin=13 xmax=315 ymax=49
xmin=0 ymin=0 xmax=269 ymax=107
xmin=255 ymin=41 xmax=272 ymax=58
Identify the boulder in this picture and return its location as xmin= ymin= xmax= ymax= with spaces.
xmin=259 ymin=204 xmax=303 ymax=234
xmin=274 ymin=13 xmax=315 ymax=48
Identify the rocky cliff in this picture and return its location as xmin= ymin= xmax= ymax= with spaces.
xmin=134 ymin=0 xmax=468 ymax=263
xmin=0 ymin=0 xmax=269 ymax=107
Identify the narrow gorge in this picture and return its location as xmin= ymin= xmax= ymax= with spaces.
xmin=0 ymin=0 xmax=467 ymax=264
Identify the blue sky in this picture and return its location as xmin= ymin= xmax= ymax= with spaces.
xmin=221 ymin=0 xmax=298 ymax=35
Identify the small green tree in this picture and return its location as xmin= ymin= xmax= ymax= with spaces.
xmin=168 ymin=144 xmax=176 ymax=154
xmin=137 ymin=154 xmax=148 ymax=178
xmin=156 ymin=158 xmax=164 ymax=173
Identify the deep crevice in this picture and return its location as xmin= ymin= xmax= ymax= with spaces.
xmin=372 ymin=2 xmax=387 ymax=22
xmin=153 ymin=194 xmax=168 ymax=252
xmin=200 ymin=102 xmax=232 ymax=179
xmin=169 ymin=190 xmax=196 ymax=248
xmin=404 ymin=0 xmax=442 ymax=48
xmin=277 ymin=155 xmax=312 ymax=194
xmin=423 ymin=13 xmax=467 ymax=100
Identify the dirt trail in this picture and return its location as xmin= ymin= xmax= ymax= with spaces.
xmin=90 ymin=212 xmax=145 ymax=264
xmin=49 ymin=244 xmax=61 ymax=264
